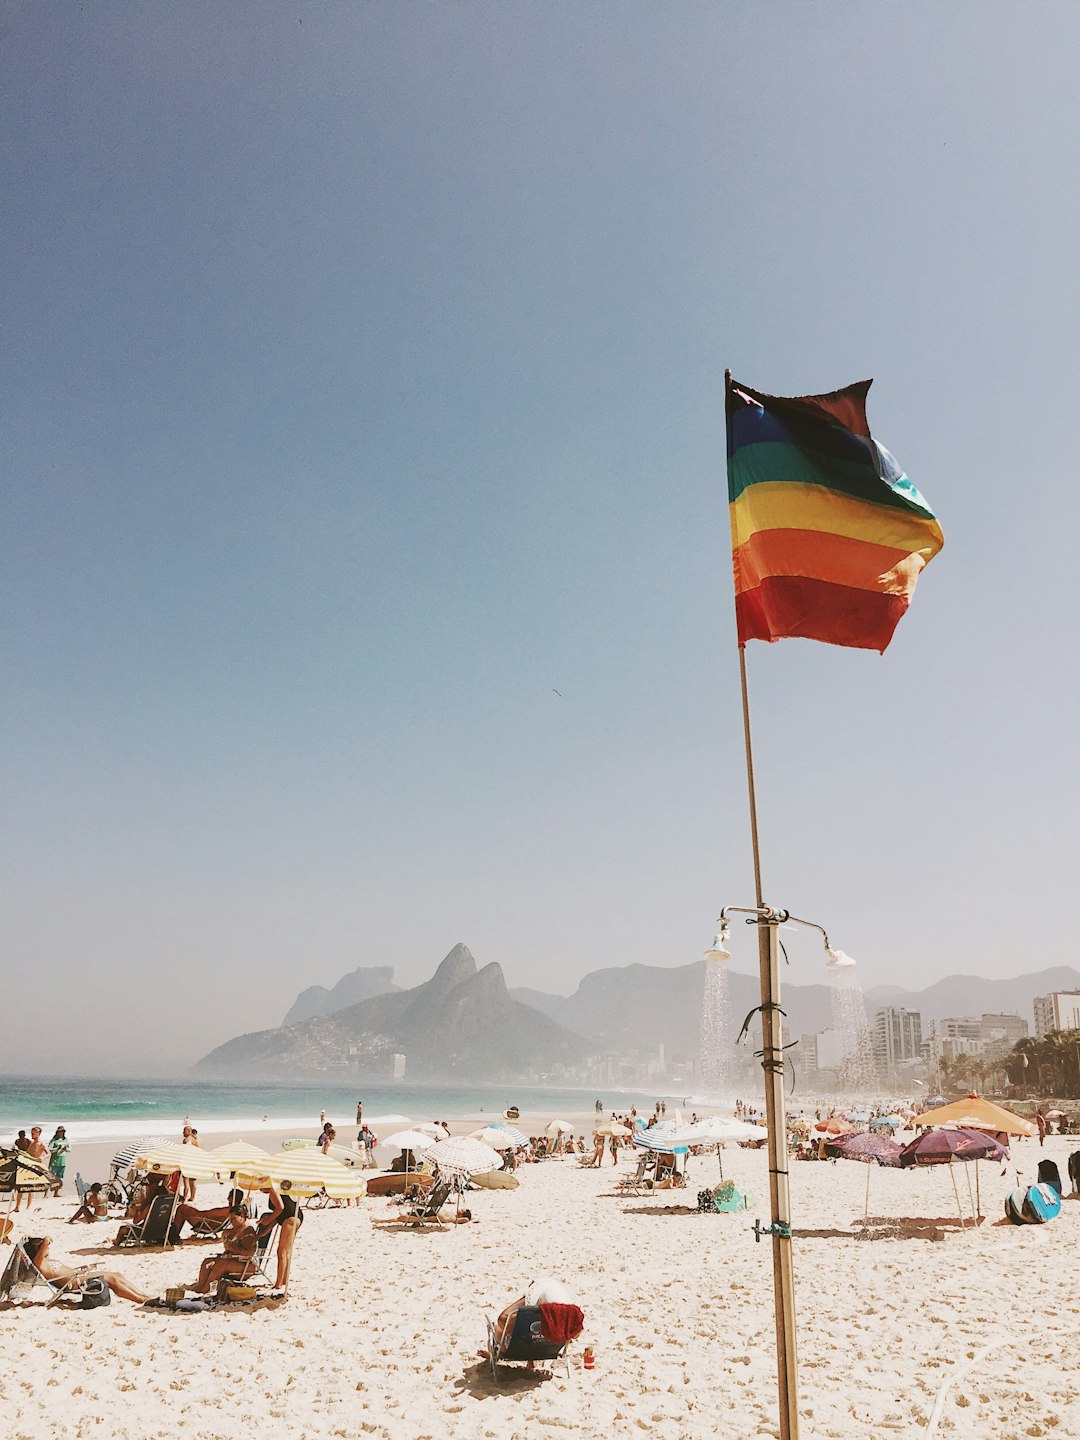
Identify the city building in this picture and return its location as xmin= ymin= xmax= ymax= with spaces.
xmin=873 ymin=1006 xmax=923 ymax=1072
xmin=1033 ymin=992 xmax=1080 ymax=1039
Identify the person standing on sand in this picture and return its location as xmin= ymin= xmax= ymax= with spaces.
xmin=15 ymin=1128 xmax=49 ymax=1211
xmin=48 ymin=1127 xmax=69 ymax=1192
xmin=1036 ymin=1109 xmax=1047 ymax=1146
xmin=356 ymin=1099 xmax=363 ymax=1128
xmin=590 ymin=1133 xmax=604 ymax=1168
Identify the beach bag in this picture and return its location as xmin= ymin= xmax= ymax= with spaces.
xmin=79 ymin=1277 xmax=111 ymax=1309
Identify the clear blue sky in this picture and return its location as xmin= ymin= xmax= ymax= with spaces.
xmin=4 ymin=4 xmax=1078 ymax=1074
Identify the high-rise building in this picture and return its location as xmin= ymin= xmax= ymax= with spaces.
xmin=873 ymin=1007 xmax=923 ymax=1071
xmin=1033 ymin=992 xmax=1080 ymax=1038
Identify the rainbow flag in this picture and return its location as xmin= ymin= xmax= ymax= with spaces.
xmin=726 ymin=376 xmax=943 ymax=653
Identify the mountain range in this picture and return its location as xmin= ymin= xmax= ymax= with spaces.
xmin=194 ymin=945 xmax=1080 ymax=1080
xmin=194 ymin=944 xmax=587 ymax=1081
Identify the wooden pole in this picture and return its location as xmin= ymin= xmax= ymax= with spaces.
xmin=738 ymin=644 xmax=800 ymax=1440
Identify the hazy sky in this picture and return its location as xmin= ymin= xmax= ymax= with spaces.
xmin=4 ymin=4 xmax=1078 ymax=1075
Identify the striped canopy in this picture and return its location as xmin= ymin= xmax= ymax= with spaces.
xmin=133 ymin=1143 xmax=222 ymax=1181
xmin=234 ymin=1150 xmax=366 ymax=1199
xmin=110 ymin=1138 xmax=168 ymax=1174
xmin=632 ymin=1125 xmax=689 ymax=1154
xmin=470 ymin=1125 xmax=528 ymax=1149
xmin=207 ymin=1140 xmax=272 ymax=1173
xmin=418 ymin=1136 xmax=502 ymax=1179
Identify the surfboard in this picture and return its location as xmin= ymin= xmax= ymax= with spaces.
xmin=280 ymin=1139 xmax=364 ymax=1167
xmin=1022 ymin=1181 xmax=1062 ymax=1223
xmin=364 ymin=1173 xmax=434 ymax=1197
xmin=470 ymin=1170 xmax=520 ymax=1190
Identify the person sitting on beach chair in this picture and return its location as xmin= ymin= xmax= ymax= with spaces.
xmin=192 ymin=1203 xmax=261 ymax=1293
xmin=10 ymin=1236 xmax=151 ymax=1305
xmin=69 ymin=1181 xmax=109 ymax=1223
xmin=114 ymin=1190 xmax=181 ymax=1248
xmin=172 ymin=1188 xmax=247 ymax=1240
xmin=481 ymin=1277 xmax=584 ymax=1383
xmin=371 ymin=1178 xmax=456 ymax=1228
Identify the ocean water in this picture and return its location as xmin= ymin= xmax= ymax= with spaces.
xmin=0 ymin=1076 xmax=680 ymax=1145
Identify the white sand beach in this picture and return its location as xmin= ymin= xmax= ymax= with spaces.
xmin=2 ymin=1129 xmax=1078 ymax=1440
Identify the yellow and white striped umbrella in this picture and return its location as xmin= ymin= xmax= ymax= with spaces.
xmin=234 ymin=1149 xmax=366 ymax=1199
xmin=133 ymin=1142 xmax=223 ymax=1181
xmin=207 ymin=1140 xmax=272 ymax=1175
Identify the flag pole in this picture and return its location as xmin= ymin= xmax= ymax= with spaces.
xmin=729 ymin=370 xmax=800 ymax=1440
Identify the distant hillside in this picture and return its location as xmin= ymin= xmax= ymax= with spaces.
xmin=509 ymin=987 xmax=566 ymax=1019
xmin=863 ymin=967 xmax=1080 ymax=1024
xmin=195 ymin=944 xmax=588 ymax=1081
xmin=283 ymin=966 xmax=398 ymax=1026
xmin=507 ymin=962 xmax=1080 ymax=1061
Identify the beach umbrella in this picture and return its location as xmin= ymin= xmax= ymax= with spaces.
xmin=813 ymin=1118 xmax=854 ymax=1136
xmin=926 ymin=1095 xmax=948 ymax=1107
xmin=415 ymin=1122 xmax=452 ymax=1140
xmin=481 ymin=1123 xmax=529 ymax=1149
xmin=595 ymin=1123 xmax=633 ymax=1137
xmin=234 ymin=1150 xmax=365 ymax=1199
xmin=632 ymin=1125 xmax=689 ymax=1154
xmin=0 ymin=1151 xmax=54 ymax=1226
xmin=825 ymin=1131 xmax=903 ymax=1220
xmin=417 ymin=1135 xmax=502 ymax=1180
xmin=207 ymin=1140 xmax=271 ymax=1175
xmin=110 ymin=1138 xmax=168 ymax=1176
xmin=788 ymin=1117 xmax=812 ymax=1135
xmin=911 ymin=1094 xmax=1034 ymax=1137
xmin=383 ymin=1129 xmax=441 ymax=1154
xmin=544 ymin=1120 xmax=574 ymax=1137
xmin=898 ymin=1128 xmax=1007 ymax=1167
xmin=899 ymin=1126 xmax=1007 ymax=1223
xmin=133 ymin=1143 xmax=222 ymax=1181
xmin=691 ymin=1118 xmax=768 ymax=1143
xmin=0 ymin=1151 xmax=53 ymax=1192
xmin=825 ymin=1132 xmax=902 ymax=1166
xmin=470 ymin=1126 xmax=528 ymax=1151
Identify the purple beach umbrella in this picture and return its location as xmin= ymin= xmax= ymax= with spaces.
xmin=898 ymin=1127 xmax=1007 ymax=1168
xmin=825 ymin=1132 xmax=902 ymax=1167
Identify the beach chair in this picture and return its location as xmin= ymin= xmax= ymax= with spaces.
xmin=615 ymin=1155 xmax=652 ymax=1193
xmin=485 ymin=1304 xmax=581 ymax=1384
xmin=0 ymin=1239 xmax=109 ymax=1309
xmin=74 ymin=1173 xmax=90 ymax=1205
xmin=114 ymin=1193 xmax=181 ymax=1249
xmin=186 ymin=1212 xmax=231 ymax=1241
xmin=371 ymin=1179 xmax=453 ymax=1228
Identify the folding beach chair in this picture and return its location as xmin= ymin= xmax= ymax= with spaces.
xmin=114 ymin=1193 xmax=181 ymax=1249
xmin=615 ymin=1154 xmax=652 ymax=1194
xmin=485 ymin=1305 xmax=581 ymax=1384
xmin=0 ymin=1239 xmax=110 ymax=1309
xmin=371 ymin=1179 xmax=453 ymax=1228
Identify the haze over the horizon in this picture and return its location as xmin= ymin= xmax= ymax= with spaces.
xmin=5 ymin=6 xmax=1079 ymax=1075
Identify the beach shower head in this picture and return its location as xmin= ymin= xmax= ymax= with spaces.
xmin=704 ymin=922 xmax=732 ymax=962
xmin=825 ymin=947 xmax=856 ymax=969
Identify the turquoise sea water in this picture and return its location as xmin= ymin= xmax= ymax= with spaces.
xmin=0 ymin=1076 xmax=682 ymax=1145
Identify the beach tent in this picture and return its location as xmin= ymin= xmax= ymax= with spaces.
xmin=710 ymin=1180 xmax=755 ymax=1212
xmin=911 ymin=1094 xmax=1034 ymax=1138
